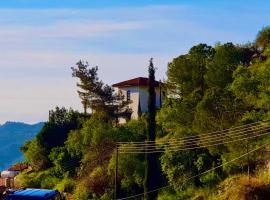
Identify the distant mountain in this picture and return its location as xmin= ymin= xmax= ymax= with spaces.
xmin=0 ymin=121 xmax=44 ymax=170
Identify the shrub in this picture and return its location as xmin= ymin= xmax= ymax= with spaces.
xmin=55 ymin=178 xmax=76 ymax=193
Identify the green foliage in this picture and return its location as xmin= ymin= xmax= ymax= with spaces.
xmin=71 ymin=60 xmax=131 ymax=121
xmin=21 ymin=107 xmax=82 ymax=171
xmin=161 ymin=148 xmax=216 ymax=191
xmin=20 ymin=27 xmax=270 ymax=200
xmin=193 ymin=88 xmax=244 ymax=133
xmin=144 ymin=58 xmax=162 ymax=200
xmin=167 ymin=44 xmax=214 ymax=97
xmin=37 ymin=107 xmax=81 ymax=152
xmin=205 ymin=43 xmax=245 ymax=88
xmin=231 ymin=56 xmax=270 ymax=111
xmin=21 ymin=139 xmax=49 ymax=171
xmin=157 ymin=189 xmax=180 ymax=200
xmin=255 ymin=26 xmax=270 ymax=51
xmin=199 ymin=170 xmax=221 ymax=187
xmin=109 ymin=151 xmax=145 ymax=196
xmin=158 ymin=27 xmax=270 ymax=199
xmin=49 ymin=147 xmax=80 ymax=177
xmin=17 ymin=169 xmax=60 ymax=189
xmin=55 ymin=177 xmax=76 ymax=193
xmin=65 ymin=116 xmax=148 ymax=198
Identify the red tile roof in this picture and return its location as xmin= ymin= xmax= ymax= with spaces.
xmin=8 ymin=163 xmax=28 ymax=171
xmin=0 ymin=179 xmax=5 ymax=187
xmin=112 ymin=77 xmax=160 ymax=88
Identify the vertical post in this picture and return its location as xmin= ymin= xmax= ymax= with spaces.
xmin=247 ymin=139 xmax=250 ymax=185
xmin=159 ymin=80 xmax=162 ymax=107
xmin=114 ymin=146 xmax=119 ymax=200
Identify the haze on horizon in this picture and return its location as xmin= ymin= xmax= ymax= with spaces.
xmin=0 ymin=0 xmax=269 ymax=124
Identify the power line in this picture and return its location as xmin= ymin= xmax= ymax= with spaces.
xmin=117 ymin=139 xmax=270 ymax=200
xmin=119 ymin=126 xmax=270 ymax=152
xmin=119 ymin=130 xmax=270 ymax=154
xmin=117 ymin=121 xmax=270 ymax=150
xmin=118 ymin=123 xmax=270 ymax=150
xmin=119 ymin=131 xmax=270 ymax=153
xmin=118 ymin=123 xmax=270 ymax=152
xmin=117 ymin=119 xmax=270 ymax=145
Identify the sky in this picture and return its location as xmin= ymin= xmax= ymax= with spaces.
xmin=0 ymin=0 xmax=270 ymax=124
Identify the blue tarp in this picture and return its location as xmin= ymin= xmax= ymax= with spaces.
xmin=5 ymin=188 xmax=59 ymax=200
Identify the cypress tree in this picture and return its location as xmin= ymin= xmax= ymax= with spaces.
xmin=144 ymin=58 xmax=160 ymax=200
xmin=138 ymin=96 xmax=142 ymax=119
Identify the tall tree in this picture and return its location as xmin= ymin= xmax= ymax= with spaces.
xmin=167 ymin=43 xmax=214 ymax=98
xmin=255 ymin=26 xmax=270 ymax=52
xmin=71 ymin=60 xmax=131 ymax=122
xmin=71 ymin=61 xmax=100 ymax=114
xmin=21 ymin=107 xmax=81 ymax=170
xmin=144 ymin=58 xmax=160 ymax=200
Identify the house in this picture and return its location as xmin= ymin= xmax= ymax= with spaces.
xmin=112 ymin=77 xmax=165 ymax=123
xmin=0 ymin=164 xmax=28 ymax=188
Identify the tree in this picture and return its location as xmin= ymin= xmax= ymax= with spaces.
xmin=144 ymin=58 xmax=161 ymax=200
xmin=158 ymin=41 xmax=258 ymax=198
xmin=21 ymin=107 xmax=82 ymax=170
xmin=255 ymin=26 xmax=270 ymax=52
xmin=167 ymin=44 xmax=214 ymax=97
xmin=205 ymin=43 xmax=245 ymax=88
xmin=71 ymin=60 xmax=131 ymax=122
xmin=37 ymin=107 xmax=81 ymax=152
xmin=21 ymin=139 xmax=49 ymax=171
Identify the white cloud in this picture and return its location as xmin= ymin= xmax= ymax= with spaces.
xmin=0 ymin=50 xmax=171 ymax=124
xmin=0 ymin=4 xmax=268 ymax=123
xmin=0 ymin=78 xmax=81 ymax=124
xmin=0 ymin=20 xmax=146 ymax=40
xmin=0 ymin=50 xmax=170 ymax=78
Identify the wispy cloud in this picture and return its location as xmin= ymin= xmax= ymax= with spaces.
xmin=0 ymin=3 xmax=269 ymax=123
xmin=0 ymin=20 xmax=146 ymax=39
xmin=0 ymin=79 xmax=80 ymax=124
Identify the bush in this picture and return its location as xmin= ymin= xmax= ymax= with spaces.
xmin=16 ymin=169 xmax=60 ymax=189
xmin=158 ymin=189 xmax=179 ymax=200
xmin=73 ymin=181 xmax=92 ymax=200
xmin=200 ymin=170 xmax=221 ymax=187
xmin=55 ymin=178 xmax=76 ymax=193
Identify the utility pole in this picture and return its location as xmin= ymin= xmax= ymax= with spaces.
xmin=114 ymin=146 xmax=119 ymax=200
xmin=246 ymin=138 xmax=250 ymax=185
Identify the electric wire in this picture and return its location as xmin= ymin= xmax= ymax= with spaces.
xmin=118 ymin=125 xmax=270 ymax=152
xmin=117 ymin=119 xmax=270 ymax=145
xmin=118 ymin=123 xmax=270 ymax=151
xmin=119 ymin=129 xmax=270 ymax=154
xmin=118 ymin=121 xmax=270 ymax=147
xmin=117 ymin=139 xmax=270 ymax=200
xmin=123 ymin=124 xmax=269 ymax=147
xmin=119 ymin=131 xmax=270 ymax=154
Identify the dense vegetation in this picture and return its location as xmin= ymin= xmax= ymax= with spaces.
xmin=18 ymin=27 xmax=270 ymax=200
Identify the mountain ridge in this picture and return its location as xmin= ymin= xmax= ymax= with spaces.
xmin=0 ymin=121 xmax=44 ymax=170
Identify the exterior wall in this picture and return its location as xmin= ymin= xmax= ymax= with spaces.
xmin=118 ymin=86 xmax=140 ymax=121
xmin=116 ymin=85 xmax=165 ymax=123
xmin=139 ymin=87 xmax=164 ymax=113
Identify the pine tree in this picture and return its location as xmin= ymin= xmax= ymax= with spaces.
xmin=144 ymin=58 xmax=160 ymax=200
xmin=71 ymin=60 xmax=130 ymax=122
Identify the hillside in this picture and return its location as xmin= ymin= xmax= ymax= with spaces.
xmin=0 ymin=121 xmax=44 ymax=170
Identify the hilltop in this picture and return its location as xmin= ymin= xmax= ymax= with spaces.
xmin=0 ymin=121 xmax=44 ymax=170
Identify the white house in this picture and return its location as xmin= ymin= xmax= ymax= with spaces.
xmin=112 ymin=77 xmax=165 ymax=123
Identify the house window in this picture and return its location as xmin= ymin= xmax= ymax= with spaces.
xmin=127 ymin=90 xmax=131 ymax=101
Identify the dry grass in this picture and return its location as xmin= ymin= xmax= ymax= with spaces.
xmin=206 ymin=172 xmax=270 ymax=200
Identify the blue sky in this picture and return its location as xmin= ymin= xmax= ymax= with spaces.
xmin=0 ymin=0 xmax=179 ymax=8
xmin=0 ymin=0 xmax=269 ymax=124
